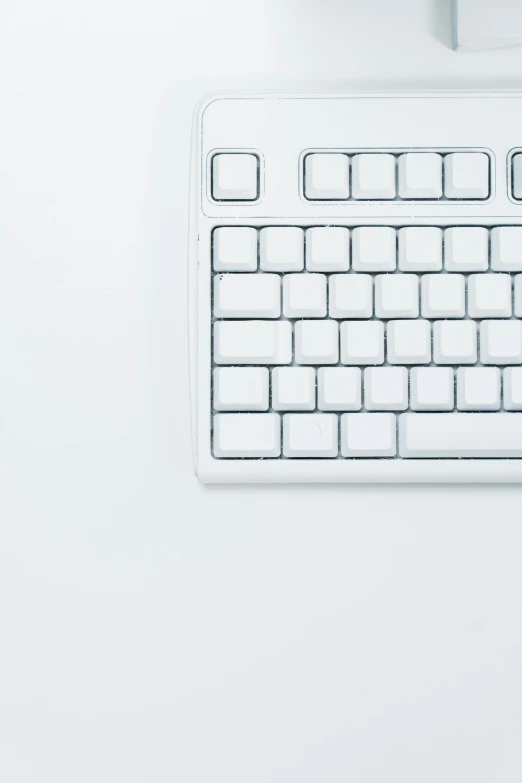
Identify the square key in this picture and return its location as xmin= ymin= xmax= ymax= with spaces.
xmin=433 ymin=320 xmax=477 ymax=365
xmin=341 ymin=321 xmax=384 ymax=365
xmin=305 ymin=227 xmax=350 ymax=272
xmin=468 ymin=273 xmax=512 ymax=318
xmin=283 ymin=274 xmax=327 ymax=318
xmin=351 ymin=153 xmax=396 ymax=200
xmin=444 ymin=227 xmax=488 ymax=272
xmin=364 ymin=367 xmax=408 ymax=411
xmin=398 ymin=153 xmax=442 ymax=199
xmin=295 ymin=320 xmax=339 ymax=365
xmin=387 ymin=320 xmax=431 ymax=365
xmin=304 ymin=153 xmax=350 ymax=200
xmin=480 ymin=320 xmax=522 ymax=365
xmin=398 ymin=227 xmax=442 ymax=272
xmin=213 ymin=227 xmax=258 ymax=272
xmin=352 ymin=227 xmax=396 ymax=271
xmin=410 ymin=367 xmax=454 ymax=411
xmin=375 ymin=274 xmax=419 ymax=319
xmin=444 ymin=153 xmax=489 ymax=199
xmin=329 ymin=274 xmax=373 ymax=319
xmin=318 ymin=367 xmax=362 ymax=411
xmin=421 ymin=274 xmax=465 ymax=318
xmin=341 ymin=413 xmax=397 ymax=457
xmin=457 ymin=368 xmax=500 ymax=411
xmin=491 ymin=227 xmax=522 ymax=272
xmin=260 ymin=227 xmax=304 ymax=272
xmin=212 ymin=153 xmax=259 ymax=201
xmin=283 ymin=413 xmax=338 ymax=457
xmin=272 ymin=367 xmax=316 ymax=411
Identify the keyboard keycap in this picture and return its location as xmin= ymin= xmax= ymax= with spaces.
xmin=317 ymin=367 xmax=362 ymax=411
xmin=468 ymin=273 xmax=512 ymax=318
xmin=283 ymin=413 xmax=338 ymax=457
xmin=504 ymin=368 xmax=522 ymax=410
xmin=341 ymin=321 xmax=384 ymax=365
xmin=213 ymin=368 xmax=269 ymax=411
xmin=214 ymin=321 xmax=292 ymax=365
xmin=387 ymin=320 xmax=431 ymax=364
xmin=213 ymin=227 xmax=258 ymax=271
xmin=295 ymin=320 xmax=339 ymax=365
xmin=272 ymin=367 xmax=316 ymax=411
xmin=214 ymin=274 xmax=281 ymax=318
xmin=364 ymin=367 xmax=408 ymax=411
xmin=341 ymin=413 xmax=397 ymax=457
xmin=398 ymin=227 xmax=442 ymax=272
xmin=399 ymin=413 xmax=522 ymax=458
xmin=304 ymin=153 xmax=349 ymax=200
xmin=305 ymin=227 xmax=350 ymax=272
xmin=444 ymin=227 xmax=488 ymax=272
xmin=421 ymin=274 xmax=465 ymax=318
xmin=212 ymin=153 xmax=258 ymax=201
xmin=351 ymin=153 xmax=396 ymax=199
xmin=329 ymin=274 xmax=373 ymax=318
xmin=410 ymin=367 xmax=454 ymax=411
xmin=491 ymin=227 xmax=522 ymax=271
xmin=444 ymin=152 xmax=489 ymax=199
xmin=457 ymin=367 xmax=501 ymax=411
xmin=375 ymin=274 xmax=419 ymax=318
xmin=480 ymin=320 xmax=522 ymax=365
xmin=213 ymin=413 xmax=280 ymax=457
xmin=283 ymin=273 xmax=326 ymax=318
xmin=260 ymin=227 xmax=304 ymax=272
xmin=513 ymin=154 xmax=522 ymax=200
xmin=352 ymin=227 xmax=396 ymax=271
xmin=398 ymin=153 xmax=442 ymax=199
xmin=433 ymin=320 xmax=477 ymax=364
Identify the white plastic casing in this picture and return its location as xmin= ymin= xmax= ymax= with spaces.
xmin=189 ymin=92 xmax=522 ymax=482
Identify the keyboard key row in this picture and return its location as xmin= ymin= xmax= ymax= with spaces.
xmin=213 ymin=412 xmax=522 ymax=458
xmin=214 ymin=319 xmax=522 ymax=366
xmin=214 ymin=272 xmax=522 ymax=320
xmin=304 ymin=152 xmax=489 ymax=201
xmin=213 ymin=412 xmax=397 ymax=458
xmin=213 ymin=226 xmax=522 ymax=273
xmin=214 ymin=366 xmax=522 ymax=412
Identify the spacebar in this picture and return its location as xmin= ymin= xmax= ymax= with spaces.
xmin=399 ymin=414 xmax=522 ymax=458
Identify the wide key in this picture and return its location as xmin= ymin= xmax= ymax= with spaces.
xmin=214 ymin=274 xmax=281 ymax=318
xmin=399 ymin=413 xmax=522 ymax=457
xmin=213 ymin=413 xmax=281 ymax=457
xmin=214 ymin=321 xmax=292 ymax=364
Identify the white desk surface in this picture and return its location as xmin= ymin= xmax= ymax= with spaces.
xmin=2 ymin=2 xmax=522 ymax=781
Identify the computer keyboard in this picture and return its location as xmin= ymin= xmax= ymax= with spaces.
xmin=190 ymin=92 xmax=522 ymax=482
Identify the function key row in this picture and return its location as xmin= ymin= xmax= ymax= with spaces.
xmin=304 ymin=152 xmax=490 ymax=201
xmin=210 ymin=151 xmax=522 ymax=203
xmin=213 ymin=225 xmax=522 ymax=273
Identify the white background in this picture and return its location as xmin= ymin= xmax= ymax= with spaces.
xmin=2 ymin=1 xmax=522 ymax=781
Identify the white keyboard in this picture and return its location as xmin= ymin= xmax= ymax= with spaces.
xmin=190 ymin=92 xmax=522 ymax=482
